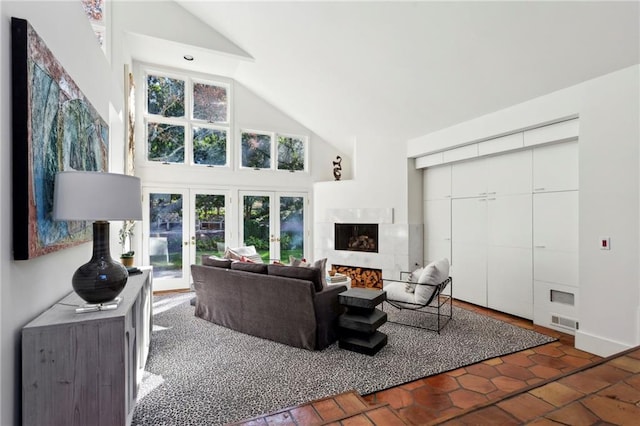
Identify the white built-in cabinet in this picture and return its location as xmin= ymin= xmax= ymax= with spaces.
xmin=423 ymin=166 xmax=452 ymax=263
xmin=532 ymin=141 xmax=579 ymax=332
xmin=421 ymin=122 xmax=579 ymax=327
xmin=450 ymin=150 xmax=533 ymax=319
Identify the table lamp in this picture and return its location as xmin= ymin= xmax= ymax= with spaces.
xmin=53 ymin=171 xmax=142 ymax=304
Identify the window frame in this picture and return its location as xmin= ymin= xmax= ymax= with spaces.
xmin=238 ymin=129 xmax=274 ymax=171
xmin=275 ymin=132 xmax=309 ymax=173
xmin=239 ymin=129 xmax=309 ymax=173
xmin=142 ymin=68 xmax=233 ymax=169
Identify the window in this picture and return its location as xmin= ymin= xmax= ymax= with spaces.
xmin=81 ymin=0 xmax=106 ymax=52
xmin=241 ymin=131 xmax=272 ymax=169
xmin=144 ymin=71 xmax=230 ymax=167
xmin=277 ymin=135 xmax=306 ymax=172
xmin=240 ymin=131 xmax=307 ymax=172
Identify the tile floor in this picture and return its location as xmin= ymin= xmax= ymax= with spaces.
xmin=234 ymin=300 xmax=640 ymax=425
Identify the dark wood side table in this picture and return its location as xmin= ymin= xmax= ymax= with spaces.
xmin=338 ymin=288 xmax=388 ymax=355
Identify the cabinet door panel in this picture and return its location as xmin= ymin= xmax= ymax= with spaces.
xmin=424 ymin=165 xmax=451 ymax=200
xmin=533 ymin=249 xmax=579 ymax=287
xmin=424 ymin=199 xmax=451 ymax=264
xmin=452 ymin=198 xmax=487 ymax=245
xmin=533 ymin=141 xmax=578 ymax=192
xmin=451 ymin=159 xmax=487 ymax=198
xmin=487 ymin=150 xmax=532 ymax=196
xmin=425 ymin=241 xmax=451 ymax=265
xmin=533 ymin=191 xmax=578 ymax=252
xmin=488 ymin=246 xmax=533 ymax=319
xmin=451 ymin=244 xmax=487 ymax=307
xmin=487 ymin=194 xmax=532 ymax=248
xmin=425 ymin=199 xmax=451 ymax=243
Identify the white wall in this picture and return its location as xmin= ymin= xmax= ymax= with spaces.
xmin=408 ymin=65 xmax=640 ymax=357
xmin=0 ymin=2 xmax=123 ymax=425
xmin=314 ymin=134 xmax=423 ymax=278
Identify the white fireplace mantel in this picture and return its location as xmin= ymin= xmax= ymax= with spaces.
xmin=324 ymin=208 xmax=393 ymax=224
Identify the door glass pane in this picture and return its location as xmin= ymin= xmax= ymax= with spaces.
xmin=280 ymin=196 xmax=304 ymax=263
xmin=195 ymin=194 xmax=226 ymax=265
xmin=242 ymin=195 xmax=270 ymax=262
xmin=149 ymin=193 xmax=183 ymax=279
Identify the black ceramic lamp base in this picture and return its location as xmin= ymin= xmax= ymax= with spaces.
xmin=72 ymin=221 xmax=129 ymax=304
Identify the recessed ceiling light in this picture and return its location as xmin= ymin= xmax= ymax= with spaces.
xmin=183 ymin=55 xmax=194 ymax=61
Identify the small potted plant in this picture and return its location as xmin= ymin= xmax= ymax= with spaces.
xmin=120 ymin=251 xmax=135 ymax=267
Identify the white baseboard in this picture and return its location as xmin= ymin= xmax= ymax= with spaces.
xmin=575 ymin=330 xmax=633 ymax=357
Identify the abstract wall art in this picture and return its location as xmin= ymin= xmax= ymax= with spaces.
xmin=11 ymin=17 xmax=108 ymax=260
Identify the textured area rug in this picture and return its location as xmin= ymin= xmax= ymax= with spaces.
xmin=132 ymin=293 xmax=555 ymax=426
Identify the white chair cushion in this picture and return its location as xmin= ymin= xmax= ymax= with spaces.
xmin=415 ymin=258 xmax=450 ymax=305
xmin=384 ymin=281 xmax=417 ymax=304
xmin=404 ymin=267 xmax=424 ymax=293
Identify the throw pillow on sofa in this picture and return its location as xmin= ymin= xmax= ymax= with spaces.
xmin=289 ymin=257 xmax=328 ymax=289
xmin=224 ymin=246 xmax=263 ymax=263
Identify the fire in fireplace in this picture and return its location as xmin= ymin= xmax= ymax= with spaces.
xmin=334 ymin=223 xmax=378 ymax=253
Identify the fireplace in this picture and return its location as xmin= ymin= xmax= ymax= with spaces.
xmin=334 ymin=223 xmax=378 ymax=253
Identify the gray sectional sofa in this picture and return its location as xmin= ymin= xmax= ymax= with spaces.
xmin=191 ymin=257 xmax=347 ymax=350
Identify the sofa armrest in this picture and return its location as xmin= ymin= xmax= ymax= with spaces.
xmin=313 ymin=284 xmax=347 ymax=350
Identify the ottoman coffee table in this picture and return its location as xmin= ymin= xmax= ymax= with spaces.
xmin=338 ymin=288 xmax=387 ymax=355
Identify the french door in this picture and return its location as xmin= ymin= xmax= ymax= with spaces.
xmin=239 ymin=191 xmax=307 ymax=264
xmin=143 ymin=188 xmax=231 ymax=290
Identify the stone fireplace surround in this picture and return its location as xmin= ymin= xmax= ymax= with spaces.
xmin=314 ymin=208 xmax=422 ymax=285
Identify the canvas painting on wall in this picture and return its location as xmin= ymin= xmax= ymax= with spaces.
xmin=11 ymin=17 xmax=108 ymax=260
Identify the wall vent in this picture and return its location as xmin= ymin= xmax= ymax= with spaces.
xmin=551 ymin=315 xmax=579 ymax=330
xmin=550 ymin=289 xmax=575 ymax=305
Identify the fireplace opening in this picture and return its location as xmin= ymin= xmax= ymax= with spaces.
xmin=335 ymin=223 xmax=378 ymax=253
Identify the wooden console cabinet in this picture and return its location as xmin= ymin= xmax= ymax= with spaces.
xmin=22 ymin=268 xmax=153 ymax=426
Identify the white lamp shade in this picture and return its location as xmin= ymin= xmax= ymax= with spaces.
xmin=53 ymin=172 xmax=142 ymax=221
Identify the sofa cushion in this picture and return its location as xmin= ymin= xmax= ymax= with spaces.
xmin=231 ymin=261 xmax=269 ymax=274
xmin=268 ymin=264 xmax=323 ymax=292
xmin=203 ymin=256 xmax=233 ymax=269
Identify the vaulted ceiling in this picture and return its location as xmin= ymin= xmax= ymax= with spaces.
xmin=165 ymin=1 xmax=639 ymax=153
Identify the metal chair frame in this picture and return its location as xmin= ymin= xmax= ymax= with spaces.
xmin=382 ymin=272 xmax=453 ymax=334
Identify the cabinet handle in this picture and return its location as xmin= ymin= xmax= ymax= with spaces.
xmin=444 ymin=238 xmax=451 ymax=241
xmin=487 ymin=197 xmax=496 ymax=201
xmin=534 ymin=187 xmax=545 ymax=192
xmin=478 ymin=199 xmax=487 ymax=202
xmin=478 ymin=192 xmax=487 ymax=196
xmin=487 ymin=192 xmax=496 ymax=195
xmin=534 ymin=245 xmax=546 ymax=248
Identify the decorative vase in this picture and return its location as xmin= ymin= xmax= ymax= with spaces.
xmin=72 ymin=221 xmax=128 ymax=304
